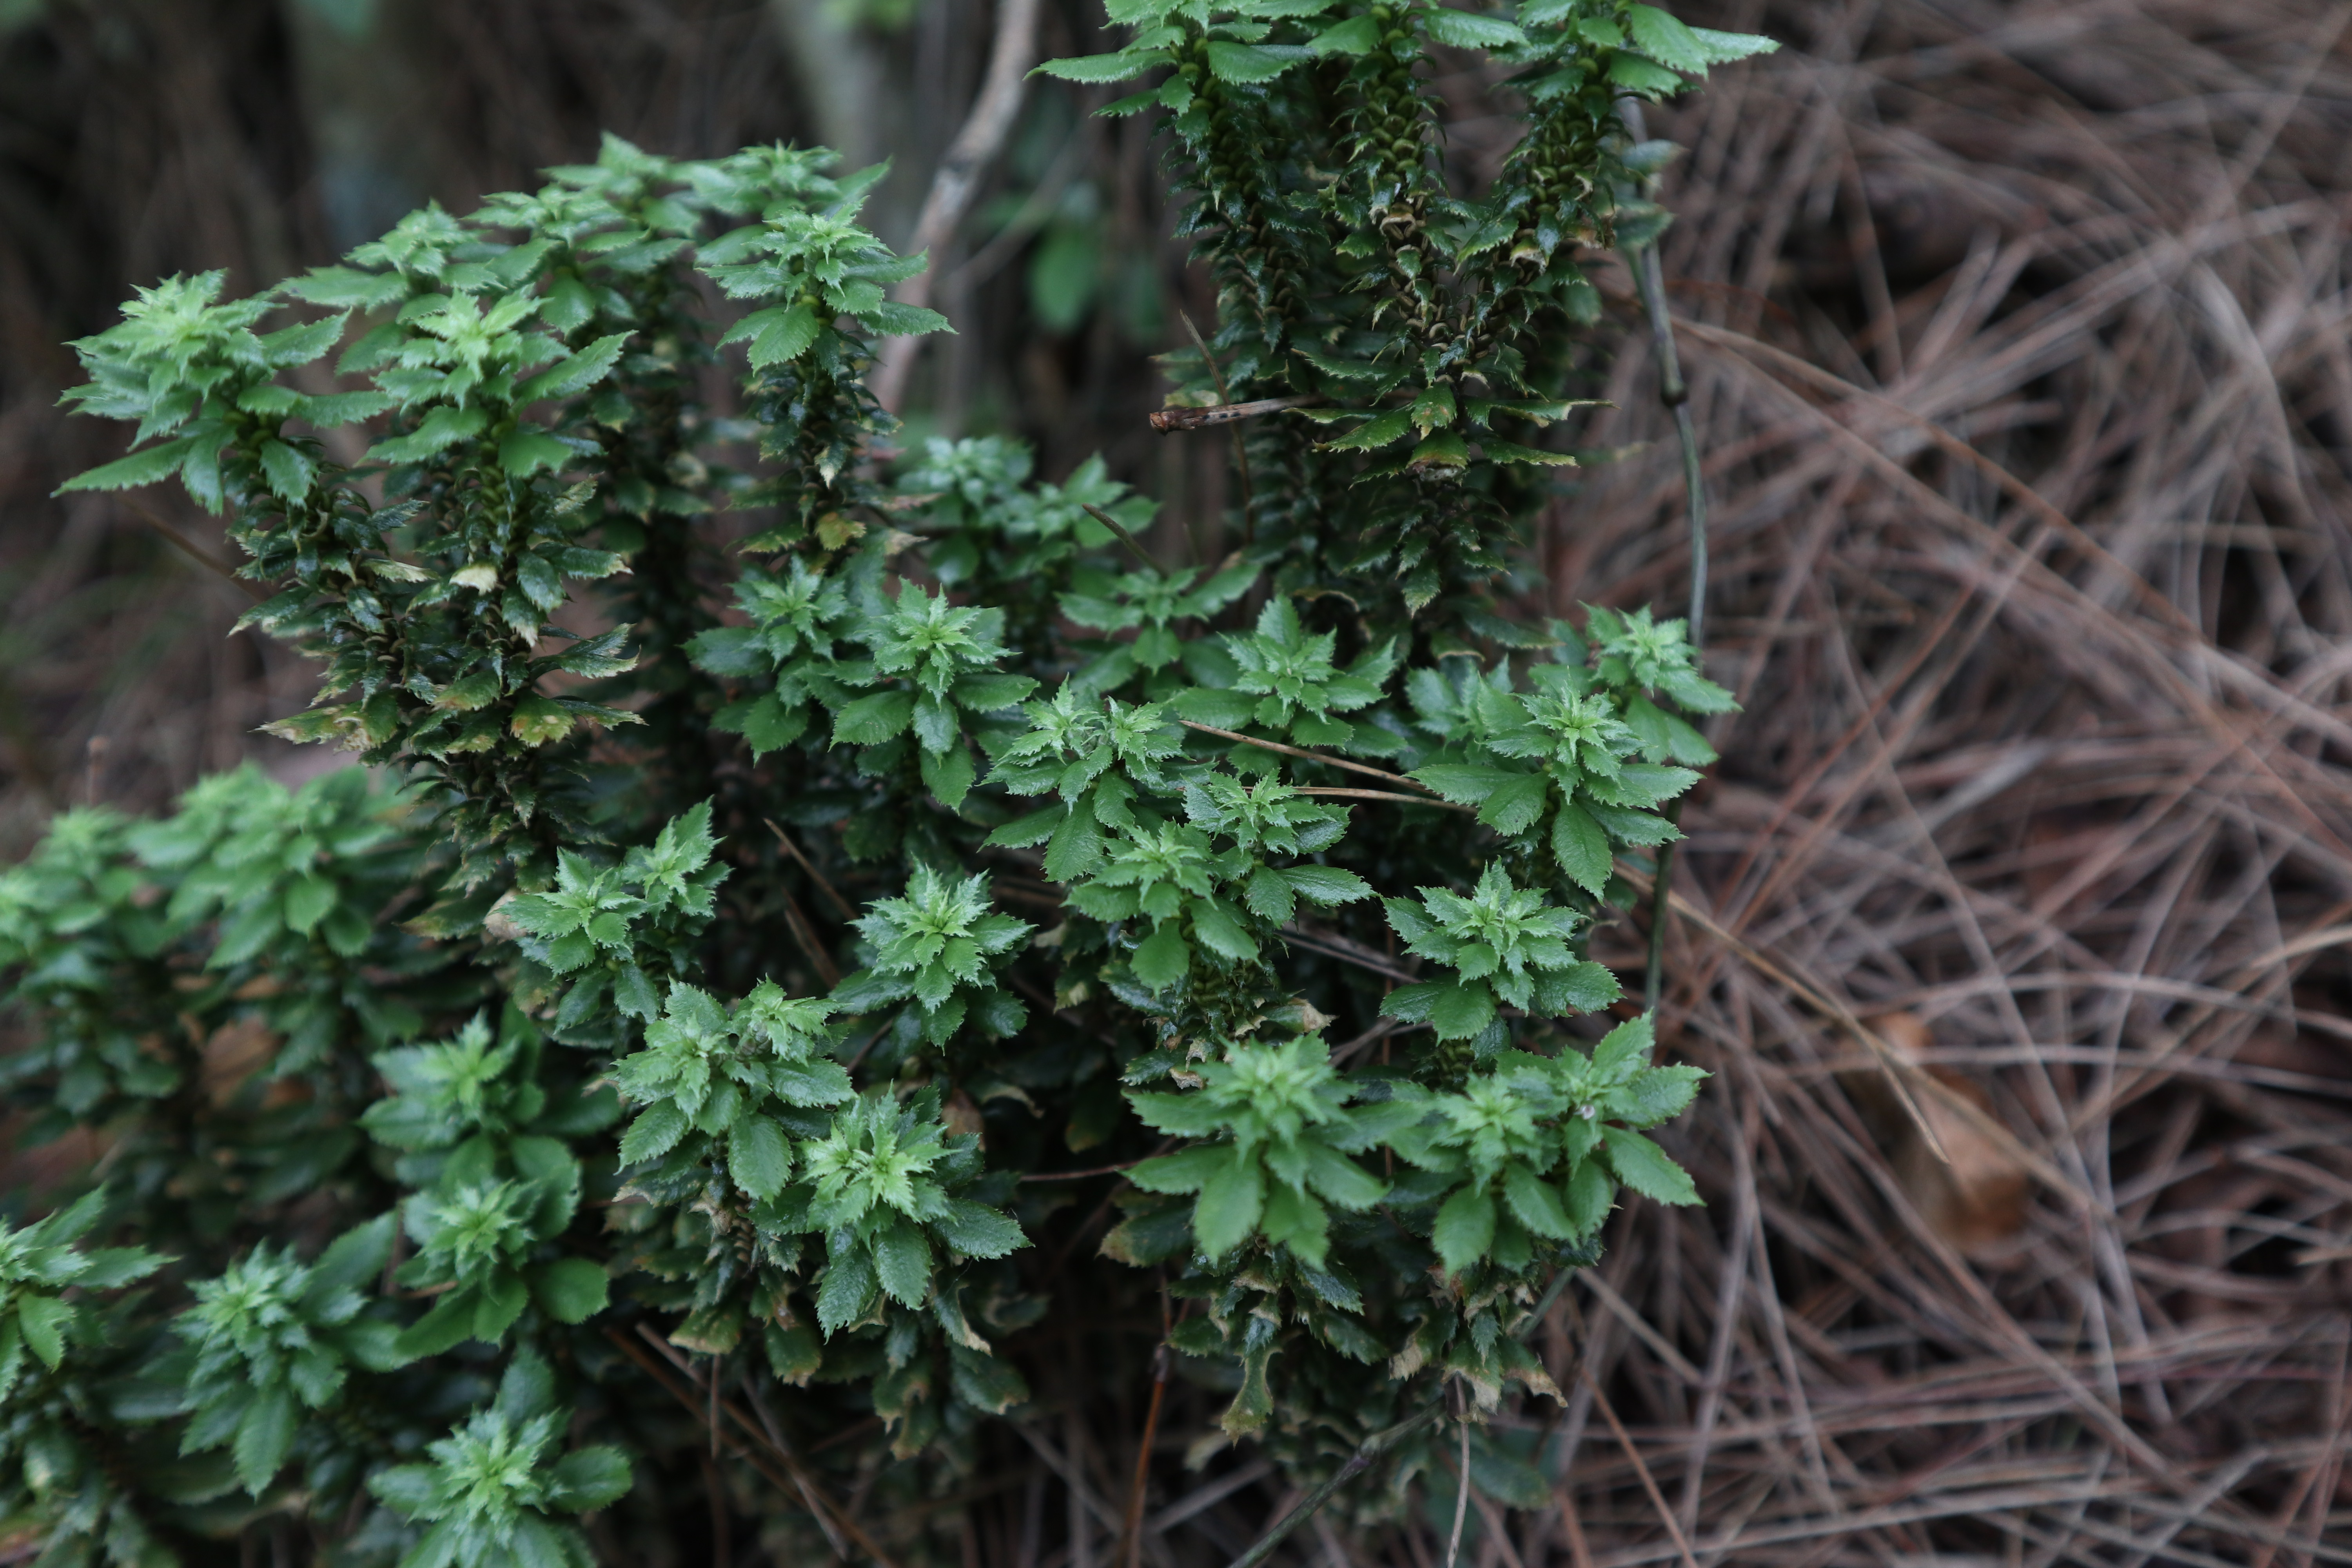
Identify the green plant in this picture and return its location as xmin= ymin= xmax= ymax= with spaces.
xmin=6 ymin=2 xmax=1770 ymax=1559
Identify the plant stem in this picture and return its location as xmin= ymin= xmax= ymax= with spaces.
xmin=1618 ymin=99 xmax=1709 ymax=1014
xmin=867 ymin=0 xmax=1042 ymax=413
xmin=1119 ymin=1343 xmax=1172 ymax=1568
xmin=1180 ymin=309 xmax=1254 ymax=547
xmin=1226 ymin=1405 xmax=1446 ymax=1568
xmin=1444 ymin=1418 xmax=1472 ymax=1568
xmin=1175 ymin=719 xmax=1443 ymax=793
xmin=1221 ymin=1269 xmax=1581 ymax=1568
xmin=1295 ymin=786 xmax=1475 ymax=812
xmin=1148 ymin=396 xmax=1322 ymax=432
xmin=1081 ymin=502 xmax=1165 ymax=572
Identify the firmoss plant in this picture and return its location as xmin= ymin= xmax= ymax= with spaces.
xmin=4 ymin=2 xmax=1769 ymax=1561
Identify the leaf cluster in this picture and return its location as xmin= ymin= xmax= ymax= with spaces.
xmin=5 ymin=5 xmax=1776 ymax=1553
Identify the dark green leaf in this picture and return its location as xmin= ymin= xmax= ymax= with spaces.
xmin=1205 ymin=41 xmax=1308 ymax=83
xmin=232 ymin=1385 xmax=297 ymax=1495
xmin=16 ymin=1294 xmax=71 ymax=1369
xmin=1034 ymin=49 xmax=1170 ymax=83
xmin=529 ymin=1258 xmax=610 ymax=1325
xmin=1601 ymin=1126 xmax=1701 ymax=1205
xmin=57 ymin=436 xmax=199 ymax=494
xmin=1423 ymin=7 xmax=1526 ymax=48
xmin=1132 ymin=924 xmax=1190 ymax=991
xmin=619 ymin=1101 xmax=691 ymax=1165
xmin=872 ymin=1219 xmax=933 ymax=1307
xmin=1432 ymin=1185 xmax=1497 ymax=1274
xmin=546 ymin=1447 xmax=633 ymax=1512
xmin=1192 ymin=1149 xmax=1264 ymax=1259
xmin=728 ymin=1115 xmax=792 ymax=1200
xmin=515 ymin=333 xmax=629 ymax=403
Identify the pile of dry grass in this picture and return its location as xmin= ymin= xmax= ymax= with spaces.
xmin=1508 ymin=2 xmax=2352 ymax=1563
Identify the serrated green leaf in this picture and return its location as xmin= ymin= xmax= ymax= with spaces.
xmin=1423 ymin=7 xmax=1526 ymax=48
xmin=1189 ymin=899 xmax=1258 ymax=962
xmin=860 ymin=301 xmax=952 ymax=337
xmin=257 ymin=438 xmax=315 ymax=502
xmin=1309 ymin=13 xmax=1379 ymax=53
xmin=1601 ymin=1125 xmax=1701 ymax=1205
xmin=1608 ymin=51 xmax=1685 ymax=95
xmin=15 ymin=1294 xmax=70 ymax=1370
xmin=500 ymin=430 xmax=575 ymax=478
xmin=619 ymin=1101 xmax=690 ymax=1165
xmin=1625 ymin=4 xmax=1710 ymax=73
xmin=1432 ymin=1185 xmax=1496 ymax=1274
xmin=514 ymin=333 xmax=628 ymax=403
xmin=833 ymin=690 xmax=913 ymax=745
xmin=1132 ymin=923 xmax=1190 ymax=991
xmin=1205 ymin=40 xmax=1307 ymax=82
xmin=529 ymin=1258 xmax=610 ymax=1325
xmin=1034 ymin=48 xmax=1171 ymax=83
xmin=1478 ymin=773 xmax=1551 ymax=836
xmin=728 ymin=1114 xmax=792 ymax=1200
xmin=1428 ymin=980 xmax=1496 ymax=1041
xmin=872 ymin=1220 xmax=932 ymax=1308
xmin=1550 ymin=798 xmax=1612 ymax=895
xmin=932 ymin=1199 xmax=1025 ymax=1258
xmin=546 ymin=1447 xmax=632 ymax=1512
xmin=56 ymin=436 xmax=199 ymax=494
xmin=1564 ymin=1156 xmax=1614 ymax=1234
xmin=1323 ymin=408 xmax=1413 ymax=452
xmin=365 ymin=404 xmax=486 ymax=464
xmin=730 ymin=305 xmax=820 ymax=367
xmin=232 ymin=1385 xmax=297 ymax=1495
xmin=1127 ymin=1144 xmax=1229 ymax=1194
xmin=1501 ymin=1160 xmax=1573 ymax=1238
xmin=1044 ymin=793 xmax=1103 ymax=880
xmin=1480 ymin=436 xmax=1579 ymax=466
xmin=1193 ymin=1150 xmax=1264 ymax=1259
xmin=1279 ymin=865 xmax=1371 ymax=905
xmin=1690 ymin=24 xmax=1780 ymax=64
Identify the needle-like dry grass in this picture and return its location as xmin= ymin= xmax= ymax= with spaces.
xmin=1513 ymin=3 xmax=2352 ymax=1565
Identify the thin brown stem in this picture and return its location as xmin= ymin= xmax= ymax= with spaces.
xmin=1295 ymin=786 xmax=1474 ymax=811
xmin=1179 ymin=309 xmax=1253 ymax=546
xmin=1577 ymin=1361 xmax=1702 ymax=1568
xmin=1147 ymin=396 xmax=1323 ymax=432
xmin=1175 ymin=718 xmax=1442 ymax=792
xmin=606 ymin=1327 xmax=903 ymax=1568
xmin=1118 ymin=1344 xmax=1171 ymax=1568
xmin=868 ymin=0 xmax=1043 ymax=413
xmin=1081 ymin=502 xmax=1164 ymax=571
xmin=766 ymin=818 xmax=855 ymax=918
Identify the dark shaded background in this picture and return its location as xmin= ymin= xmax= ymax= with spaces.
xmin=0 ymin=0 xmax=1205 ymax=843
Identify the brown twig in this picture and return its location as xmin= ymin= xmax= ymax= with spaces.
xmin=1080 ymin=501 xmax=1163 ymax=572
xmin=605 ymin=1327 xmax=904 ymax=1568
xmin=1295 ymin=785 xmax=1474 ymax=812
xmin=777 ymin=885 xmax=841 ymax=989
xmin=121 ymin=496 xmax=267 ymax=602
xmin=766 ymin=818 xmax=855 ymax=919
xmin=1018 ymin=1144 xmax=1170 ymax=1183
xmin=1281 ymin=923 xmax=1420 ymax=984
xmin=867 ymin=0 xmax=1042 ymax=413
xmin=1178 ymin=310 xmax=1252 ymax=549
xmin=1577 ymin=1359 xmax=1703 ymax=1568
xmin=1147 ymin=396 xmax=1324 ymax=433
xmin=1118 ymin=1341 xmax=1172 ymax=1568
xmin=1174 ymin=718 xmax=1443 ymax=793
